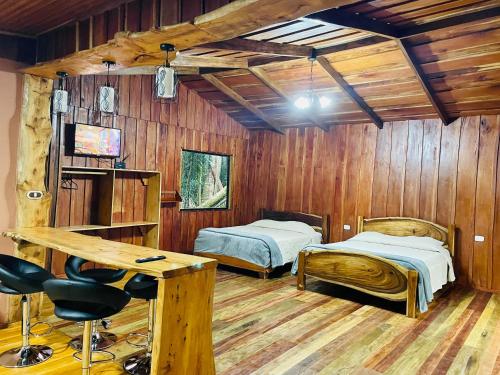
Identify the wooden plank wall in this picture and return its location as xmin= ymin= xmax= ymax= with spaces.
xmin=245 ymin=117 xmax=500 ymax=291
xmin=52 ymin=75 xmax=249 ymax=275
xmin=37 ymin=0 xmax=236 ymax=62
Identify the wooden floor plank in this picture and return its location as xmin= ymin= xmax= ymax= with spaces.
xmin=0 ymin=270 xmax=497 ymax=375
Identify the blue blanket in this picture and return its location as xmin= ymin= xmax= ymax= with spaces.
xmin=292 ymin=244 xmax=433 ymax=313
xmin=194 ymin=227 xmax=284 ymax=269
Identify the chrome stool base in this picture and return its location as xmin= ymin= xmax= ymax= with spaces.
xmin=70 ymin=331 xmax=117 ymax=351
xmin=0 ymin=345 xmax=53 ymax=368
xmin=123 ymin=352 xmax=151 ymax=375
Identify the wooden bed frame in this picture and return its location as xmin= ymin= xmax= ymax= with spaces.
xmin=297 ymin=216 xmax=455 ymax=318
xmin=195 ymin=209 xmax=330 ymax=279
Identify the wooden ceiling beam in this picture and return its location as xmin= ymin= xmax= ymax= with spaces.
xmin=305 ymin=8 xmax=399 ymax=39
xmin=305 ymin=8 xmax=454 ymax=126
xmin=317 ymin=56 xmax=383 ymax=129
xmin=396 ymin=39 xmax=455 ymax=125
xmin=202 ymin=73 xmax=284 ymax=134
xmin=23 ymin=0 xmax=343 ymax=78
xmin=172 ymin=54 xmax=248 ymax=69
xmin=249 ymin=67 xmax=329 ymax=132
xmin=399 ymin=7 xmax=500 ymax=38
xmin=199 ymin=37 xmax=313 ymax=57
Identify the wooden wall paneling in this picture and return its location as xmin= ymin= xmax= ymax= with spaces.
xmin=112 ymin=116 xmax=126 ymax=224
xmin=472 ymin=115 xmax=499 ymax=289
xmin=118 ymin=75 xmax=130 ymax=117
xmin=126 ymin=0 xmax=142 ymax=32
xmin=80 ymin=75 xmax=95 ymax=109
xmin=386 ymin=121 xmax=409 ymax=217
xmin=106 ymin=8 xmax=121 ymax=39
xmin=146 ymin=121 xmax=158 ymax=170
xmin=356 ymin=123 xmax=377 ymax=220
xmin=403 ymin=120 xmax=424 ymax=218
xmin=419 ymin=119 xmax=442 ymax=222
xmin=78 ymin=19 xmax=90 ymax=51
xmin=330 ymin=126 xmax=347 ymax=243
xmin=133 ymin=120 xmax=147 ymax=241
xmin=121 ymin=117 xmax=138 ymax=244
xmin=160 ymin=0 xmax=180 ymax=26
xmin=436 ymin=119 xmax=461 ymax=226
xmin=141 ymin=75 xmax=152 ymax=121
xmin=181 ymin=0 xmax=203 ymax=21
xmin=492 ymin=128 xmax=500 ymax=290
xmin=129 ymin=75 xmax=142 ymax=119
xmin=156 ymin=122 xmax=168 ymax=249
xmin=172 ymin=127 xmax=186 ymax=251
xmin=141 ymin=0 xmax=156 ymax=30
xmin=371 ymin=123 xmax=392 ymax=218
xmin=93 ymin=12 xmax=108 ymax=47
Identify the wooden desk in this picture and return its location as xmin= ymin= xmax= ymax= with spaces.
xmin=3 ymin=227 xmax=217 ymax=375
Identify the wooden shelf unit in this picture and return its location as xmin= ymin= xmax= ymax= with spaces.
xmin=58 ymin=166 xmax=161 ymax=248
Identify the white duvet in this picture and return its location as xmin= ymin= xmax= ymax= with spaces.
xmin=231 ymin=220 xmax=323 ymax=264
xmin=324 ymin=232 xmax=455 ymax=293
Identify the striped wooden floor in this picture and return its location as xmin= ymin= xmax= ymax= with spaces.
xmin=0 ymin=270 xmax=498 ymax=374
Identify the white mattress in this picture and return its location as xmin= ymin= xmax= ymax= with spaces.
xmin=230 ymin=222 xmax=323 ymax=264
xmin=323 ymin=237 xmax=455 ymax=293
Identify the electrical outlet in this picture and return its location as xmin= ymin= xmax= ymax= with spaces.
xmin=343 ymin=224 xmax=351 ymax=231
xmin=474 ymin=235 xmax=485 ymax=242
xmin=26 ymin=191 xmax=43 ymax=200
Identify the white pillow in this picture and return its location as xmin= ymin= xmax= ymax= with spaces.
xmin=351 ymin=231 xmax=445 ymax=253
xmin=248 ymin=220 xmax=317 ymax=235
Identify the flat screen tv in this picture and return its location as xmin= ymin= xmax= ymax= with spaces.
xmin=66 ymin=123 xmax=121 ymax=158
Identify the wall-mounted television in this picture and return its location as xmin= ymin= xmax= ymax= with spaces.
xmin=66 ymin=123 xmax=121 ymax=158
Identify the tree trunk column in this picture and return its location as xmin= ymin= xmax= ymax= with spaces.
xmin=10 ymin=74 xmax=53 ymax=322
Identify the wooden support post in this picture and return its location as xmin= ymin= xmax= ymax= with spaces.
xmin=406 ymin=270 xmax=418 ymax=318
xmin=151 ymin=267 xmax=216 ymax=375
xmin=297 ymin=251 xmax=306 ymax=290
xmin=10 ymin=74 xmax=53 ymax=322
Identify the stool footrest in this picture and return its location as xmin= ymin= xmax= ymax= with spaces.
xmin=73 ymin=349 xmax=116 ymax=365
xmin=30 ymin=321 xmax=53 ymax=337
xmin=126 ymin=332 xmax=148 ymax=348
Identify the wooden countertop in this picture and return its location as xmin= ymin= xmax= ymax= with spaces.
xmin=3 ymin=227 xmax=217 ymax=279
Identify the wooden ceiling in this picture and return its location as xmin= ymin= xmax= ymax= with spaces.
xmin=0 ymin=0 xmax=127 ymax=35
xmin=178 ymin=1 xmax=500 ymax=130
xmin=13 ymin=0 xmax=500 ymax=132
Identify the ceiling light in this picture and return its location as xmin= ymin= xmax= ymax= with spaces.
xmin=99 ymin=60 xmax=116 ymax=113
xmin=319 ymin=96 xmax=331 ymax=108
xmin=155 ymin=43 xmax=178 ymax=100
xmin=52 ymin=71 xmax=69 ymax=113
xmin=294 ymin=50 xmax=331 ymax=111
xmin=294 ymin=96 xmax=311 ymax=109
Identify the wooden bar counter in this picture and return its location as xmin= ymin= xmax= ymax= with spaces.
xmin=3 ymin=227 xmax=217 ymax=375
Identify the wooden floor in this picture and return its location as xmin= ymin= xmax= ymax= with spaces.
xmin=0 ymin=270 xmax=498 ymax=374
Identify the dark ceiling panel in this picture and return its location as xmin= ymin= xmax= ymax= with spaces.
xmin=0 ymin=0 xmax=127 ymax=35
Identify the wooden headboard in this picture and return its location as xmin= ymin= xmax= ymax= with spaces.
xmin=357 ymin=216 xmax=456 ymax=257
xmin=260 ymin=209 xmax=330 ymax=243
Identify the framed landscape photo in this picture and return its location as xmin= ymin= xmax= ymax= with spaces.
xmin=180 ymin=150 xmax=231 ymax=210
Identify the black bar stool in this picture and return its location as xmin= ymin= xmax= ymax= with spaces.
xmin=43 ymin=279 xmax=130 ymax=375
xmin=123 ymin=273 xmax=158 ymax=375
xmin=65 ymin=256 xmax=127 ymax=351
xmin=0 ymin=254 xmax=54 ymax=368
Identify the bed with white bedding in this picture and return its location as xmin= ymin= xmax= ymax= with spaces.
xmin=296 ymin=216 xmax=455 ymax=318
xmin=194 ymin=209 xmax=329 ymax=279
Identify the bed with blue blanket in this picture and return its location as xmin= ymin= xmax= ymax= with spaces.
xmin=295 ymin=216 xmax=455 ymax=318
xmin=194 ymin=209 xmax=329 ymax=279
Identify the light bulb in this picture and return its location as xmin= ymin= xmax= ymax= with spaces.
xmin=294 ymin=96 xmax=311 ymax=109
xmin=319 ymin=96 xmax=331 ymax=108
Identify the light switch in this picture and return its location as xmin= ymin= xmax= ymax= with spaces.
xmin=343 ymin=224 xmax=351 ymax=231
xmin=474 ymin=235 xmax=485 ymax=242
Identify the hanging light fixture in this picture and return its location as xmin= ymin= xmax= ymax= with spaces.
xmin=99 ymin=60 xmax=116 ymax=113
xmin=53 ymin=71 xmax=69 ymax=113
xmin=294 ymin=51 xmax=331 ymax=110
xmin=155 ymin=43 xmax=178 ymax=100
